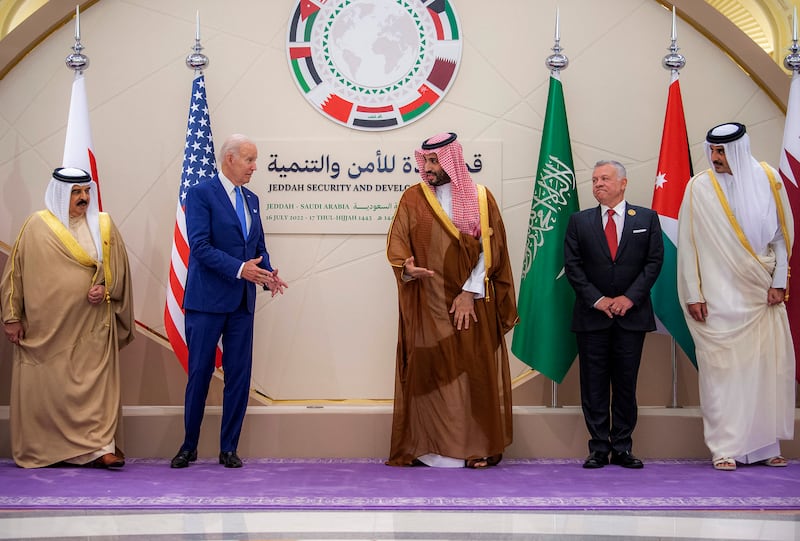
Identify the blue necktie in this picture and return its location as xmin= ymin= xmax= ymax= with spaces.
xmin=235 ymin=186 xmax=247 ymax=237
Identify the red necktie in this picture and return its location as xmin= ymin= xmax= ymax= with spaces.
xmin=605 ymin=209 xmax=618 ymax=259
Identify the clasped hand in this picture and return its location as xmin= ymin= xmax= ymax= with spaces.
xmin=597 ymin=295 xmax=633 ymax=318
xmin=242 ymin=256 xmax=289 ymax=297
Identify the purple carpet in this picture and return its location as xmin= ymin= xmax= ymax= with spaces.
xmin=0 ymin=458 xmax=798 ymax=511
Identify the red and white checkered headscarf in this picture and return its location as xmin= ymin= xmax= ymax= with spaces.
xmin=415 ymin=132 xmax=480 ymax=237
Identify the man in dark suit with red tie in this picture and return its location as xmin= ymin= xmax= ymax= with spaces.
xmin=564 ymin=160 xmax=663 ymax=469
xmin=171 ymin=134 xmax=288 ymax=469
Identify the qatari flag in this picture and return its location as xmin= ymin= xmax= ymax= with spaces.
xmin=778 ymin=70 xmax=800 ymax=383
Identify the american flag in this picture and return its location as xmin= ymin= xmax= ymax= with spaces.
xmin=164 ymin=73 xmax=219 ymax=372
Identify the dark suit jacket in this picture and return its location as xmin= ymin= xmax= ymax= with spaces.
xmin=564 ymin=203 xmax=663 ymax=333
xmin=183 ymin=175 xmax=272 ymax=314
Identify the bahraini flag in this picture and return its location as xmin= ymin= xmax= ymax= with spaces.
xmin=62 ymin=71 xmax=102 ymax=209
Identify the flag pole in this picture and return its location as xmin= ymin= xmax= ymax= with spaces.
xmin=545 ymin=8 xmax=569 ymax=409
xmin=662 ymin=5 xmax=686 ymax=409
xmin=784 ymin=7 xmax=799 ymax=73
xmin=65 ymin=5 xmax=88 ymax=74
xmin=63 ymin=5 xmax=103 ymax=209
xmin=187 ymin=10 xmax=209 ymax=73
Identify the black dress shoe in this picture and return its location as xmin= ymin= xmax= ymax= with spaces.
xmin=611 ymin=451 xmax=644 ymax=469
xmin=583 ymin=451 xmax=609 ymax=469
xmin=219 ymin=451 xmax=243 ymax=468
xmin=170 ymin=449 xmax=197 ymax=469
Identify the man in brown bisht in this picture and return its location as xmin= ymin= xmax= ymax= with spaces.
xmin=1 ymin=167 xmax=134 ymax=468
xmin=386 ymin=132 xmax=518 ymax=468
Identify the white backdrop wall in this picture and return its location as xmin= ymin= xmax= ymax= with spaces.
xmin=0 ymin=0 xmax=787 ymax=400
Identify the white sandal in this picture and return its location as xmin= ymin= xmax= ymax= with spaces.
xmin=762 ymin=456 xmax=788 ymax=467
xmin=713 ymin=457 xmax=736 ymax=471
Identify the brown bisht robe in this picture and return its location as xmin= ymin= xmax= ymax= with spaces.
xmin=385 ymin=183 xmax=518 ymax=466
xmin=1 ymin=211 xmax=134 ymax=468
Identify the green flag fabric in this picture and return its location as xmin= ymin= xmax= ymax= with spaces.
xmin=511 ymin=73 xmax=579 ymax=383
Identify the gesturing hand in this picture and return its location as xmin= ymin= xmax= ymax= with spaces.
xmin=265 ymin=268 xmax=289 ymax=297
xmin=402 ymin=256 xmax=434 ymax=280
xmin=242 ymin=256 xmax=273 ymax=286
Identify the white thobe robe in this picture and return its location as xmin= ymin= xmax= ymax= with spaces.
xmin=677 ymin=167 xmax=795 ymax=461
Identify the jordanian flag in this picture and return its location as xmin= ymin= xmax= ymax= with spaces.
xmin=288 ymin=1 xmax=320 ymax=43
xmin=651 ymin=73 xmax=696 ymax=366
xmin=511 ymin=73 xmax=578 ymax=383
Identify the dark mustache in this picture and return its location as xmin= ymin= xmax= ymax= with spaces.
xmin=77 ymin=200 xmax=88 ymax=206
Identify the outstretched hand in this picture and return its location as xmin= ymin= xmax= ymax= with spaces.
xmin=265 ymin=268 xmax=289 ymax=297
xmin=402 ymin=256 xmax=435 ymax=280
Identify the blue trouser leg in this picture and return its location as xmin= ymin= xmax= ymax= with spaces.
xmin=182 ymin=309 xmax=225 ymax=452
xmin=219 ymin=305 xmax=254 ymax=452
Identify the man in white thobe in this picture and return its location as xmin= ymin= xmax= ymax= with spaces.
xmin=677 ymin=122 xmax=795 ymax=471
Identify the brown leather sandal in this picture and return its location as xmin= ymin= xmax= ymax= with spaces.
xmin=486 ymin=454 xmax=503 ymax=467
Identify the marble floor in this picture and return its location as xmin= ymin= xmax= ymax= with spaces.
xmin=0 ymin=509 xmax=798 ymax=540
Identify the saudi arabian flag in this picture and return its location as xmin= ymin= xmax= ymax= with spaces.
xmin=511 ymin=73 xmax=578 ymax=383
xmin=651 ymin=72 xmax=697 ymax=367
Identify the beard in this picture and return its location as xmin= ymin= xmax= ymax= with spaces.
xmin=427 ymin=169 xmax=451 ymax=186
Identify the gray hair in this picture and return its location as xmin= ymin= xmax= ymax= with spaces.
xmin=594 ymin=160 xmax=627 ymax=179
xmin=219 ymin=133 xmax=253 ymax=161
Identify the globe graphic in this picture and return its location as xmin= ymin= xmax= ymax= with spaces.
xmin=327 ymin=0 xmax=420 ymax=88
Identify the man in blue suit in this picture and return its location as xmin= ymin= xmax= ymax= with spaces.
xmin=564 ymin=160 xmax=663 ymax=469
xmin=171 ymin=134 xmax=288 ymax=469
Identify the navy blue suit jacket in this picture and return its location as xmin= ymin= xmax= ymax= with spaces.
xmin=183 ymin=176 xmax=272 ymax=314
xmin=564 ymin=203 xmax=663 ymax=333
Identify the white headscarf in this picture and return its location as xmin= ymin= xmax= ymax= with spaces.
xmin=704 ymin=123 xmax=777 ymax=254
xmin=44 ymin=167 xmax=103 ymax=261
